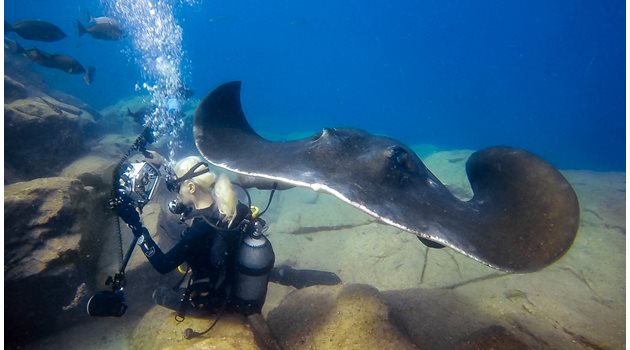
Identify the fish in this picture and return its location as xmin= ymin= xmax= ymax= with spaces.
xmin=24 ymin=48 xmax=95 ymax=85
xmin=47 ymin=90 xmax=103 ymax=120
xmin=77 ymin=20 xmax=124 ymax=41
xmin=86 ymin=11 xmax=120 ymax=26
xmin=38 ymin=97 xmax=64 ymax=115
xmin=193 ymin=81 xmax=580 ymax=273
xmin=5 ymin=20 xmax=66 ymax=42
xmin=126 ymin=105 xmax=154 ymax=124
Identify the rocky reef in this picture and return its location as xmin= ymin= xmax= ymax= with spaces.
xmin=5 ymin=177 xmax=107 ymax=342
xmin=4 ymin=57 xmax=145 ymax=346
xmin=3 ymin=51 xmax=197 ymax=347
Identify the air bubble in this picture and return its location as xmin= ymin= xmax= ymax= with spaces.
xmin=104 ymin=0 xmax=198 ymax=160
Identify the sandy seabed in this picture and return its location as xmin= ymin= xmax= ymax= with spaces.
xmin=23 ymin=150 xmax=625 ymax=350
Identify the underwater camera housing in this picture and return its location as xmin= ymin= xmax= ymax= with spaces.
xmin=116 ymin=161 xmax=161 ymax=209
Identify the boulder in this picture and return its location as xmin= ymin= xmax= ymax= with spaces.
xmin=98 ymin=95 xmax=148 ymax=136
xmin=267 ymin=284 xmax=418 ymax=350
xmin=4 ymin=53 xmax=48 ymax=94
xmin=267 ymin=284 xmax=535 ymax=350
xmin=5 ymin=98 xmax=87 ymax=182
xmin=129 ymin=306 xmax=261 ymax=350
xmin=48 ymin=89 xmax=104 ymax=121
xmin=5 ymin=177 xmax=110 ymax=346
xmin=60 ymin=155 xmax=118 ymax=193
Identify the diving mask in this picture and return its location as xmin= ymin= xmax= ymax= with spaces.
xmin=165 ymin=162 xmax=211 ymax=193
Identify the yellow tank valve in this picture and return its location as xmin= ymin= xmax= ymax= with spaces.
xmin=250 ymin=205 xmax=260 ymax=218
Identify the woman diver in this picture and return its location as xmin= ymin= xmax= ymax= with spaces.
xmin=117 ymin=155 xmax=275 ymax=318
xmin=113 ymin=153 xmax=341 ymax=340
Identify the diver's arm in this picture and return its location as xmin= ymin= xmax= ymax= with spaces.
xmin=118 ymin=204 xmax=187 ymax=274
xmin=134 ymin=227 xmax=187 ymax=274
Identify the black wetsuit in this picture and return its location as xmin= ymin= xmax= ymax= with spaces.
xmin=136 ymin=202 xmax=254 ymax=315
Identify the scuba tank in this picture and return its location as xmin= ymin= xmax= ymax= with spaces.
xmin=233 ymin=220 xmax=275 ymax=315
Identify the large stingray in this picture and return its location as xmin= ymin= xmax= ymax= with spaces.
xmin=194 ymin=81 xmax=579 ymax=272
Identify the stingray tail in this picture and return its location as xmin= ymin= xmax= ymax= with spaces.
xmin=463 ymin=147 xmax=579 ymax=272
xmin=77 ymin=20 xmax=87 ymax=37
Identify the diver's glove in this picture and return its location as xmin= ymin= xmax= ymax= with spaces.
xmin=116 ymin=202 xmax=143 ymax=236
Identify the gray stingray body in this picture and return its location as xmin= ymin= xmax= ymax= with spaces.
xmin=194 ymin=81 xmax=579 ymax=272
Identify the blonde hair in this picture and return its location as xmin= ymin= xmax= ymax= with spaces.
xmin=173 ymin=156 xmax=237 ymax=224
xmin=174 ymin=156 xmax=216 ymax=189
xmin=214 ymin=173 xmax=237 ymax=225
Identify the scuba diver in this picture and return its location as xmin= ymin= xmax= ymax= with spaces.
xmin=89 ymin=144 xmax=341 ymax=340
xmin=117 ymin=155 xmax=275 ymax=317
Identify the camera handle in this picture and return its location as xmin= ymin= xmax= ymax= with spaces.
xmin=87 ymin=235 xmax=139 ymax=317
xmin=105 ymin=235 xmax=139 ymax=291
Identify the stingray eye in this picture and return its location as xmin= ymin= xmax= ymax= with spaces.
xmin=387 ymin=145 xmax=409 ymax=168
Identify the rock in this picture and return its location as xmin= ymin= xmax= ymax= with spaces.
xmin=5 ymin=98 xmax=86 ymax=182
xmin=88 ymin=133 xmax=139 ymax=159
xmin=4 ymin=51 xmax=47 ymax=91
xmin=48 ymin=89 xmax=104 ymax=121
xmin=129 ymin=306 xmax=260 ymax=350
xmin=267 ymin=284 xmax=418 ymax=350
xmin=40 ymin=91 xmax=105 ymax=139
xmin=5 ymin=75 xmax=28 ymax=102
xmin=60 ymin=155 xmax=118 ymax=192
xmin=5 ymin=178 xmax=87 ymax=278
xmin=5 ymin=177 xmax=110 ymax=346
xmin=98 ymin=95 xmax=148 ymax=136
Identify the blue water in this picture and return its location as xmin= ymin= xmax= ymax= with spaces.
xmin=6 ymin=0 xmax=625 ymax=171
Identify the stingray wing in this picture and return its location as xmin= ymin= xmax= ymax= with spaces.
xmin=194 ymin=81 xmax=579 ymax=272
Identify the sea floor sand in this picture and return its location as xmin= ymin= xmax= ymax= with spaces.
xmin=21 ymin=150 xmax=625 ymax=349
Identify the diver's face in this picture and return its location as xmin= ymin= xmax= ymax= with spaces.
xmin=177 ymin=180 xmax=196 ymax=206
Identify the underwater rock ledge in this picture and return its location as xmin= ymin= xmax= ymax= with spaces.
xmin=4 ymin=177 xmax=110 ymax=346
xmin=4 ymin=94 xmax=98 ymax=183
